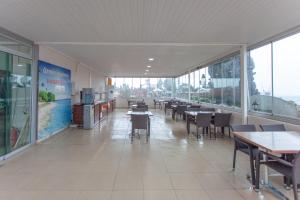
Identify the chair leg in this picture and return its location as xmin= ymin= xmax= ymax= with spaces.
xmin=292 ymin=178 xmax=298 ymax=200
xmin=228 ymin=127 xmax=231 ymax=138
xmin=255 ymin=151 xmax=261 ymax=190
xmin=131 ymin=128 xmax=134 ymax=143
xmin=248 ymin=146 xmax=256 ymax=186
xmin=233 ymin=144 xmax=237 ymax=170
xmin=196 ymin=127 xmax=199 ymax=140
xmin=214 ymin=126 xmax=217 ymax=139
xmin=221 ymin=127 xmax=225 ymax=137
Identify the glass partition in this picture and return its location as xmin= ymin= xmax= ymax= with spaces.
xmin=0 ymin=50 xmax=32 ymax=156
xmin=248 ymin=44 xmax=272 ymax=113
xmin=273 ymin=33 xmax=300 ymax=118
xmin=112 ymin=77 xmax=173 ymax=100
xmin=187 ymin=54 xmax=240 ymax=107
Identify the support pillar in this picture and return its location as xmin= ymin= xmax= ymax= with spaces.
xmin=240 ymin=45 xmax=248 ymax=124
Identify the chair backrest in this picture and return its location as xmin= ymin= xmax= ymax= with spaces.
xmin=196 ymin=113 xmax=213 ymax=127
xmin=200 ymin=107 xmax=215 ymax=112
xmin=214 ymin=113 xmax=232 ymax=127
xmin=293 ymin=152 xmax=300 ymax=183
xmin=231 ymin=124 xmax=256 ymax=132
xmin=132 ymin=107 xmax=148 ymax=112
xmin=177 ymin=105 xmax=187 ymax=114
xmin=187 ymin=107 xmax=202 ymax=112
xmin=137 ymin=101 xmax=145 ymax=106
xmin=259 ymin=124 xmax=286 ymax=132
xmin=190 ymin=105 xmax=201 ymax=109
xmin=165 ymin=102 xmax=172 ymax=109
xmin=137 ymin=104 xmax=148 ymax=109
xmin=131 ymin=114 xmax=148 ymax=129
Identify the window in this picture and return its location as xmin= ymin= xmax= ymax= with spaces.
xmin=0 ymin=51 xmax=32 ymax=155
xmin=273 ymin=33 xmax=300 ymax=118
xmin=247 ymin=31 xmax=300 ymax=119
xmin=190 ymin=70 xmax=200 ymax=102
xmin=248 ymin=44 xmax=272 ymax=113
xmin=112 ymin=77 xmax=173 ymax=100
xmin=176 ymin=74 xmax=189 ymax=100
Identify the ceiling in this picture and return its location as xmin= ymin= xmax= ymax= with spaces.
xmin=0 ymin=0 xmax=299 ymax=76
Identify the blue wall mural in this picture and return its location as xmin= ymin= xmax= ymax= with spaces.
xmin=38 ymin=60 xmax=71 ymax=141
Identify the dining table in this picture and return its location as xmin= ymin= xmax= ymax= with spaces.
xmin=233 ymin=131 xmax=300 ymax=200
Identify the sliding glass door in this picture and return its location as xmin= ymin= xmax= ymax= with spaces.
xmin=0 ymin=51 xmax=12 ymax=155
xmin=0 ymin=50 xmax=32 ymax=156
xmin=9 ymin=56 xmax=31 ymax=151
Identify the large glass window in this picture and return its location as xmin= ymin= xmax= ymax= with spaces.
xmin=247 ymin=32 xmax=300 ymax=119
xmin=248 ymin=44 xmax=272 ymax=113
xmin=189 ymin=55 xmax=240 ymax=107
xmin=112 ymin=77 xmax=173 ymax=100
xmin=273 ymin=33 xmax=300 ymax=118
xmin=176 ymin=74 xmax=189 ymax=100
xmin=0 ymin=50 xmax=32 ymax=155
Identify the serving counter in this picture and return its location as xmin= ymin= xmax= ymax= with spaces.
xmin=73 ymin=100 xmax=114 ymax=127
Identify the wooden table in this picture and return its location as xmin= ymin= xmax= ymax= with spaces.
xmin=185 ymin=111 xmax=215 ymax=134
xmin=234 ymin=131 xmax=300 ymax=154
xmin=233 ymin=131 xmax=300 ymax=200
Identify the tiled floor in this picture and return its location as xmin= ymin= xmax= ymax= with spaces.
xmin=0 ymin=109 xmax=295 ymax=199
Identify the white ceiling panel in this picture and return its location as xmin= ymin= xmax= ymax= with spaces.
xmin=0 ymin=0 xmax=299 ymax=76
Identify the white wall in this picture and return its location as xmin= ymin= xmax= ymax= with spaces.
xmin=38 ymin=45 xmax=105 ymax=104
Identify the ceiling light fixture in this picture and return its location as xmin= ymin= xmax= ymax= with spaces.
xmin=147 ymin=65 xmax=151 ymax=68
xmin=17 ymin=64 xmax=23 ymax=67
xmin=146 ymin=69 xmax=149 ymax=72
xmin=148 ymin=58 xmax=154 ymax=62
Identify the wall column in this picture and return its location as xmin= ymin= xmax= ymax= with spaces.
xmin=31 ymin=44 xmax=39 ymax=143
xmin=240 ymin=45 xmax=248 ymax=124
xmin=188 ymin=72 xmax=191 ymax=102
xmin=172 ymin=78 xmax=175 ymax=98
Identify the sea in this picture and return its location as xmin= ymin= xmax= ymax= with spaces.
xmin=38 ymin=99 xmax=71 ymax=140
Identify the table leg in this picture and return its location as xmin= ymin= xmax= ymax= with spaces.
xmin=256 ymin=152 xmax=290 ymax=200
xmin=186 ymin=116 xmax=190 ymax=134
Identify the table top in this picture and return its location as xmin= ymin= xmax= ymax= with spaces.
xmin=126 ymin=111 xmax=153 ymax=116
xmin=233 ymin=131 xmax=300 ymax=154
xmin=185 ymin=111 xmax=215 ymax=116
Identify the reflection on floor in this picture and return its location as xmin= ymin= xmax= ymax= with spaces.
xmin=0 ymin=109 xmax=295 ymax=200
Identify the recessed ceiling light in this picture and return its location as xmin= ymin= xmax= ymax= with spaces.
xmin=147 ymin=65 xmax=151 ymax=68
xmin=148 ymin=58 xmax=154 ymax=61
xmin=17 ymin=64 xmax=23 ymax=67
xmin=146 ymin=69 xmax=149 ymax=72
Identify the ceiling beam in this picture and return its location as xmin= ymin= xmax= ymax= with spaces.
xmin=35 ymin=42 xmax=245 ymax=46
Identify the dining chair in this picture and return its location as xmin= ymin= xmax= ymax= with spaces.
xmin=259 ymin=123 xmax=295 ymax=186
xmin=195 ymin=113 xmax=213 ymax=140
xmin=164 ymin=102 xmax=172 ymax=114
xmin=176 ymin=105 xmax=188 ymax=120
xmin=132 ymin=106 xmax=148 ymax=112
xmin=255 ymin=152 xmax=300 ymax=200
xmin=200 ymin=107 xmax=215 ymax=112
xmin=212 ymin=113 xmax=232 ymax=138
xmin=231 ymin=124 xmax=257 ymax=186
xmin=153 ymin=99 xmax=161 ymax=109
xmin=259 ymin=124 xmax=286 ymax=131
xmin=131 ymin=114 xmax=150 ymax=143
